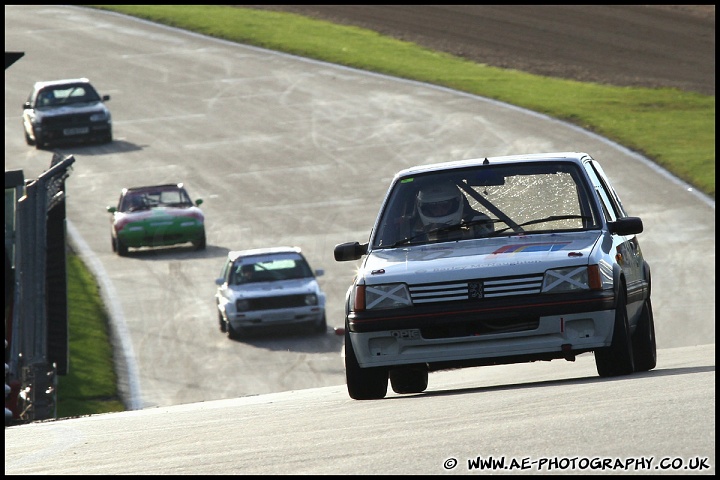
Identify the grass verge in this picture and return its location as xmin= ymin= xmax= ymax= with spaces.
xmin=57 ymin=251 xmax=124 ymax=418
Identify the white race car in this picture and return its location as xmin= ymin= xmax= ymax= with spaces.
xmin=215 ymin=247 xmax=327 ymax=339
xmin=334 ymin=152 xmax=655 ymax=400
xmin=22 ymin=78 xmax=112 ymax=149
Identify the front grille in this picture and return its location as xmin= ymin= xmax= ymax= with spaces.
xmin=141 ymin=232 xmax=187 ymax=242
xmin=408 ymin=273 xmax=544 ymax=304
xmin=421 ymin=317 xmax=540 ymax=339
xmin=43 ymin=113 xmax=94 ymax=127
xmin=247 ymin=295 xmax=309 ymax=311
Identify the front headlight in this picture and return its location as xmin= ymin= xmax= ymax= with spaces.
xmin=235 ymin=299 xmax=249 ymax=312
xmin=542 ymin=265 xmax=603 ymax=293
xmin=90 ymin=111 xmax=110 ymax=122
xmin=354 ymin=283 xmax=411 ymax=311
xmin=304 ymin=294 xmax=318 ymax=306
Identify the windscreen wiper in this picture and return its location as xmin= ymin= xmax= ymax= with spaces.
xmin=489 ymin=215 xmax=591 ymax=236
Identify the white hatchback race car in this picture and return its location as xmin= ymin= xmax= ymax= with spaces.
xmin=215 ymin=247 xmax=327 ymax=339
xmin=22 ymin=78 xmax=112 ymax=149
xmin=334 ymin=152 xmax=655 ymax=400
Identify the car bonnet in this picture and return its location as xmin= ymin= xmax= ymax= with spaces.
xmin=229 ymin=277 xmax=320 ymax=298
xmin=116 ymin=206 xmax=203 ymax=221
xmin=34 ymin=102 xmax=107 ymax=116
xmin=361 ymin=231 xmax=602 ymax=284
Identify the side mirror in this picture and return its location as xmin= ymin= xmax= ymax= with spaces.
xmin=334 ymin=242 xmax=368 ymax=262
xmin=609 ymin=216 xmax=643 ymax=235
xmin=107 ymin=206 xmax=117 ymax=214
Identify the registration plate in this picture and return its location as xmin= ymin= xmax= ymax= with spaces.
xmin=263 ymin=313 xmax=293 ymax=322
xmin=63 ymin=127 xmax=89 ymax=136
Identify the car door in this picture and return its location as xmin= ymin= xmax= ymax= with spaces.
xmin=584 ymin=159 xmax=646 ymax=311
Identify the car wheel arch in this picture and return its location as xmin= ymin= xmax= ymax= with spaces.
xmin=610 ymin=263 xmax=628 ymax=305
xmin=595 ymin=276 xmax=635 ymax=377
xmin=643 ymin=261 xmax=652 ymax=297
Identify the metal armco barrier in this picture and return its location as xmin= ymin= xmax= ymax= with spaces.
xmin=5 ymin=153 xmax=74 ymax=425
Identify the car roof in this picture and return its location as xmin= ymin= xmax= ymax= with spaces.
xmin=227 ymin=246 xmax=303 ymax=262
xmin=393 ymin=151 xmax=592 ymax=179
xmin=33 ymin=78 xmax=92 ymax=90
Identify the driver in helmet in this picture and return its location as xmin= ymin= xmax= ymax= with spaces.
xmin=416 ymin=181 xmax=493 ymax=240
xmin=237 ymin=264 xmax=255 ymax=284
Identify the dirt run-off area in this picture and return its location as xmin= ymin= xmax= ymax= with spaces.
xmin=246 ymin=5 xmax=715 ymax=96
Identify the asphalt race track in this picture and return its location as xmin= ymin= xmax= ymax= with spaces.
xmin=4 ymin=6 xmax=715 ymax=475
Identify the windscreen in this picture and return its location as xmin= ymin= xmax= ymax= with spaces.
xmin=372 ymin=161 xmax=601 ymax=248
xmin=231 ymin=254 xmax=313 ymax=284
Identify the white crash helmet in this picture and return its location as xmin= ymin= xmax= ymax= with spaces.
xmin=417 ymin=182 xmax=463 ymax=227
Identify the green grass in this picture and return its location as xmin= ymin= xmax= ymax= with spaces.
xmin=58 ymin=252 xmax=125 ymax=418
xmin=58 ymin=5 xmax=715 ymax=418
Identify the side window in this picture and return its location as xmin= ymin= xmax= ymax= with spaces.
xmin=220 ymin=260 xmax=232 ymax=283
xmin=594 ymin=163 xmax=628 ymax=217
xmin=590 ymin=161 xmax=629 ymax=217
xmin=584 ymin=161 xmax=620 ymax=222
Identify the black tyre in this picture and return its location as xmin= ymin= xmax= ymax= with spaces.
xmin=314 ymin=314 xmax=327 ymax=334
xmin=345 ymin=331 xmax=388 ymax=400
xmin=111 ymin=236 xmax=117 ymax=253
xmin=390 ymin=365 xmax=428 ymax=394
xmin=595 ymin=289 xmax=635 ymax=377
xmin=193 ymin=231 xmax=207 ymax=251
xmin=24 ymin=129 xmax=35 ymax=146
xmin=33 ymin=130 xmax=48 ymax=149
xmin=227 ymin=322 xmax=244 ymax=340
xmin=218 ymin=311 xmax=227 ymax=333
xmin=632 ymin=297 xmax=657 ymax=372
xmin=116 ymin=238 xmax=129 ymax=256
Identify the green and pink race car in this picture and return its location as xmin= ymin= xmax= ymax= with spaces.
xmin=107 ymin=183 xmax=206 ymax=256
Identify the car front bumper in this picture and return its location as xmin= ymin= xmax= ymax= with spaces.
xmin=347 ymin=290 xmax=617 ymax=369
xmin=349 ymin=309 xmax=615 ymax=369
xmin=117 ymin=224 xmax=204 ymax=248
xmin=227 ymin=306 xmax=325 ymax=330
xmin=35 ymin=120 xmax=111 ymax=144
